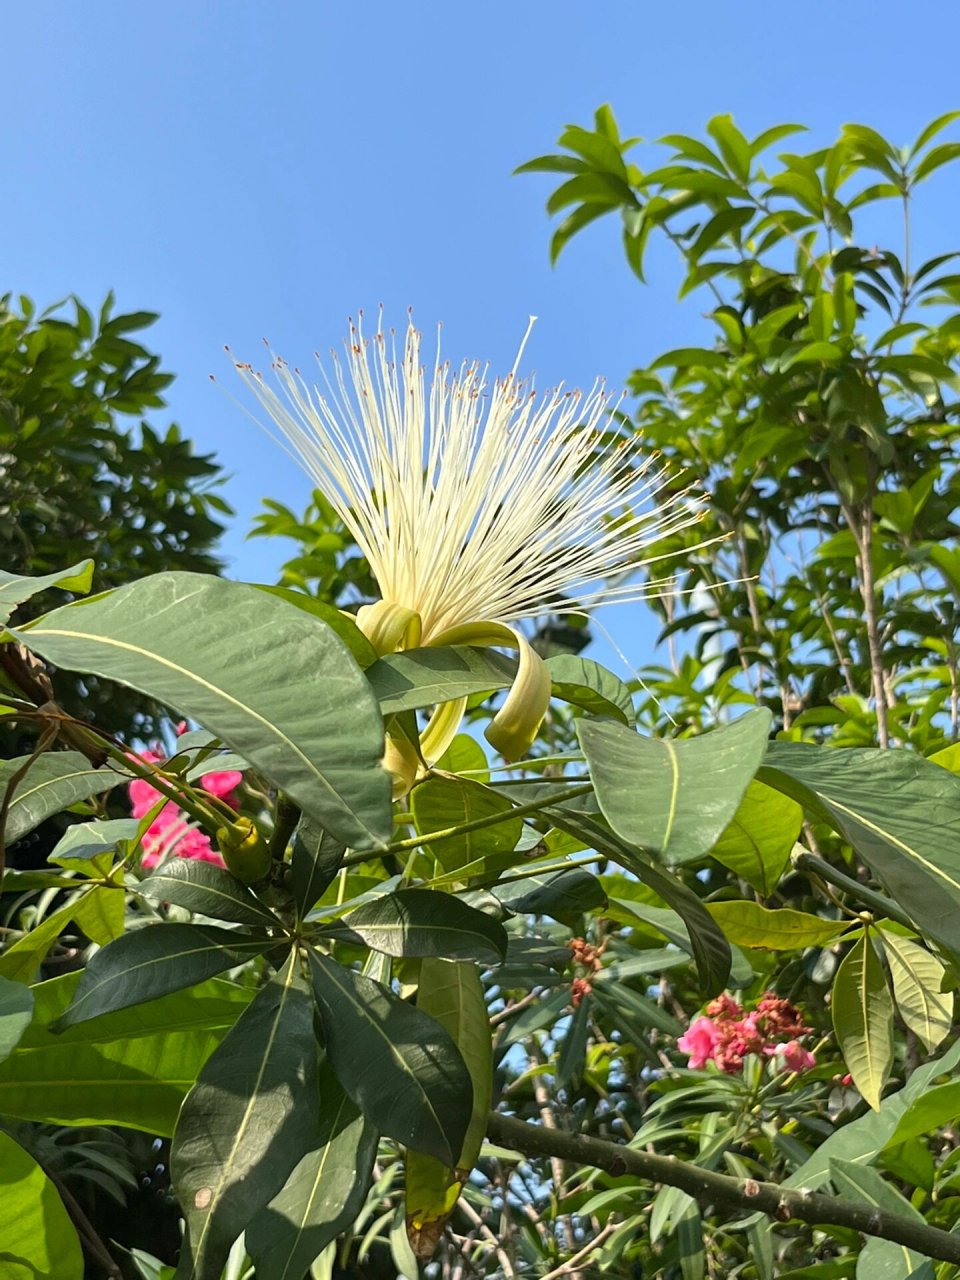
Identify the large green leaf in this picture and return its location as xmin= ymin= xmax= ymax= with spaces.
xmin=138 ymin=861 xmax=281 ymax=929
xmin=14 ymin=573 xmax=392 ymax=851
xmin=411 ymin=776 xmax=523 ymax=874
xmin=0 ymin=751 xmax=120 ymax=845
xmin=367 ymin=645 xmax=516 ymax=713
xmin=291 ymin=820 xmax=345 ymax=920
xmin=877 ymin=927 xmax=954 ymax=1053
xmin=0 ymin=972 xmax=250 ymax=1134
xmin=246 ymin=1057 xmax=378 ymax=1280
xmin=54 ymin=923 xmax=275 ymax=1028
xmin=0 ymin=1131 xmax=83 ymax=1280
xmin=172 ymin=954 xmax=319 ymax=1280
xmin=545 ymin=655 xmax=635 ymax=725
xmin=709 ymin=779 xmax=802 ymax=894
xmin=494 ymin=868 xmax=607 ymax=925
xmin=578 ymin=709 xmax=772 ymax=865
xmin=407 ymin=959 xmax=492 ymax=1258
xmin=324 ymin=889 xmax=507 ymax=963
xmin=253 ymin=585 xmax=377 ymax=667
xmin=0 ymin=976 xmax=33 ymax=1064
xmin=706 ymin=903 xmax=848 ymax=950
xmin=832 ymin=934 xmax=894 ymax=1111
xmin=761 ymin=742 xmax=960 ymax=953
xmin=544 ymin=808 xmax=731 ymax=993
xmin=309 ymin=950 xmax=472 ymax=1165
xmin=0 ymin=559 xmax=94 ymax=626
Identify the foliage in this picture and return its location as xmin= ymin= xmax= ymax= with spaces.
xmin=2 ymin=114 xmax=960 ymax=1280
xmin=0 ymin=293 xmax=230 ymax=738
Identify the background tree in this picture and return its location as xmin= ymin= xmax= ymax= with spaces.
xmin=0 ymin=292 xmax=230 ymax=740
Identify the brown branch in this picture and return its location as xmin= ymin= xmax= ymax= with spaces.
xmin=486 ymin=1112 xmax=960 ymax=1266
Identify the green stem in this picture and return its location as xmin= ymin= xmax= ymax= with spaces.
xmin=341 ymin=782 xmax=595 ymax=868
xmin=792 ymin=850 xmax=917 ymax=932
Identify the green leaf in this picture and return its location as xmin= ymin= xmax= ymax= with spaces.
xmin=291 ymin=820 xmax=345 ymax=919
xmin=544 ymin=808 xmax=731 ymax=993
xmin=886 ymin=1081 xmax=960 ymax=1150
xmin=495 ymin=868 xmax=607 ymax=925
xmin=710 ymin=780 xmax=803 ymax=894
xmin=706 ymin=903 xmax=848 ymax=950
xmin=367 ymin=645 xmax=516 ymax=713
xmin=53 ymin=923 xmax=275 ymax=1028
xmin=546 ymin=655 xmax=635 ymax=725
xmin=761 ymin=742 xmax=960 ymax=955
xmin=832 ymin=934 xmax=894 ymax=1111
xmin=246 ymin=1057 xmax=377 ymax=1280
xmin=326 ymin=889 xmax=507 ymax=963
xmin=578 ymin=709 xmax=772 ymax=865
xmin=0 ymin=559 xmax=94 ymax=625
xmin=0 ymin=751 xmax=120 ymax=846
xmin=0 ymin=1131 xmax=83 ymax=1280
xmin=139 ymin=860 xmax=281 ymax=929
xmin=406 ymin=958 xmax=492 ymax=1257
xmin=411 ymin=776 xmax=522 ymax=874
xmin=0 ymin=887 xmax=122 ymax=983
xmin=308 ymin=950 xmax=472 ymax=1165
xmin=877 ymin=928 xmax=953 ymax=1052
xmin=253 ymin=585 xmax=377 ymax=668
xmin=0 ymin=976 xmax=33 ymax=1064
xmin=0 ymin=972 xmax=250 ymax=1134
xmin=172 ymin=954 xmax=319 ymax=1280
xmin=829 ymin=1159 xmax=931 ymax=1280
xmin=50 ymin=818 xmax=139 ymax=865
xmin=13 ymin=573 xmax=392 ymax=851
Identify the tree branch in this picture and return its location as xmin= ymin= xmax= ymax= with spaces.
xmin=486 ymin=1112 xmax=960 ymax=1265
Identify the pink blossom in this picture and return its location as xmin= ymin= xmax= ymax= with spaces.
xmin=774 ymin=1041 xmax=816 ymax=1073
xmin=128 ymin=741 xmax=240 ymax=872
xmin=677 ymin=1016 xmax=719 ymax=1068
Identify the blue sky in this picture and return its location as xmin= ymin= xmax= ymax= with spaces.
xmin=6 ymin=2 xmax=959 ymax=669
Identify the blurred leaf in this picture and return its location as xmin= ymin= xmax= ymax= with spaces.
xmin=710 ymin=780 xmax=802 ymax=894
xmin=0 ymin=558 xmax=94 ymax=625
xmin=0 ymin=1131 xmax=83 ymax=1280
xmin=0 ymin=976 xmax=33 ymax=1064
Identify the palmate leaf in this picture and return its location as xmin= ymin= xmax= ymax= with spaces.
xmin=309 ymin=950 xmax=473 ymax=1165
xmin=761 ymin=742 xmax=960 ymax=954
xmin=246 ymin=1057 xmax=378 ymax=1280
xmin=291 ymin=820 xmax=346 ymax=919
xmin=322 ymin=889 xmax=508 ymax=963
xmin=172 ymin=953 xmax=320 ymax=1280
xmin=138 ymin=860 xmax=281 ymax=929
xmin=14 ymin=573 xmax=392 ymax=851
xmin=53 ymin=923 xmax=275 ymax=1029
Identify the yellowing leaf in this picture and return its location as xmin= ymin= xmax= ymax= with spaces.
xmin=878 ymin=927 xmax=954 ymax=1052
xmin=832 ymin=933 xmax=894 ymax=1111
xmin=706 ymin=902 xmax=848 ymax=950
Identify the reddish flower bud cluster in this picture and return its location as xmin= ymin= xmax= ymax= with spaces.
xmin=677 ymin=991 xmax=815 ymax=1075
xmin=568 ymin=937 xmax=604 ymax=1007
xmin=128 ymin=726 xmax=243 ymax=870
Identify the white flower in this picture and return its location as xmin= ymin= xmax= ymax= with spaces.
xmin=234 ymin=313 xmax=703 ymax=762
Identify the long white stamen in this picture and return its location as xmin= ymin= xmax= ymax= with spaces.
xmin=235 ymin=316 xmax=708 ymax=642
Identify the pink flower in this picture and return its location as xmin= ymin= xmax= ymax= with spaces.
xmin=774 ymin=1041 xmax=816 ymax=1073
xmin=677 ymin=1016 xmax=720 ymax=1068
xmin=200 ymin=769 xmax=243 ymax=807
xmin=128 ymin=741 xmax=240 ymax=872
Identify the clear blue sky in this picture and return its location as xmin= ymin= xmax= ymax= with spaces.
xmin=6 ymin=2 xmax=959 ymax=668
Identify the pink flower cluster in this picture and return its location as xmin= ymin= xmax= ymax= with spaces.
xmin=677 ymin=992 xmax=816 ymax=1075
xmin=129 ymin=728 xmax=242 ymax=870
